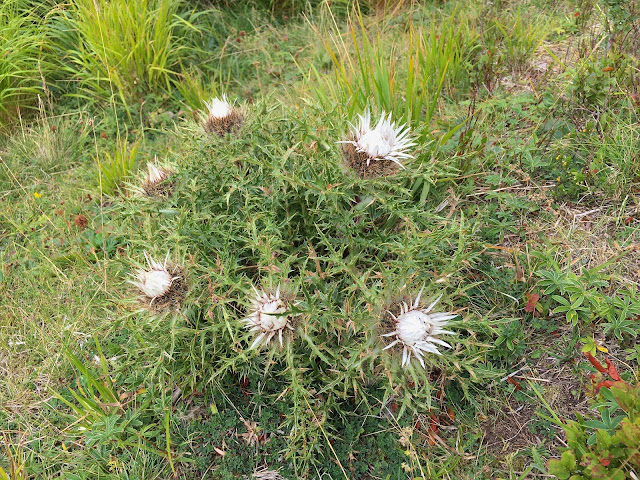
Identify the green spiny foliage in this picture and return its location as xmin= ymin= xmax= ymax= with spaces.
xmin=113 ymin=100 xmax=496 ymax=473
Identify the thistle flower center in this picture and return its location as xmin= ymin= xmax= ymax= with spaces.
xmin=357 ymin=130 xmax=393 ymax=159
xmin=258 ymin=299 xmax=288 ymax=330
xmin=396 ymin=310 xmax=432 ymax=345
xmin=141 ymin=269 xmax=173 ymax=298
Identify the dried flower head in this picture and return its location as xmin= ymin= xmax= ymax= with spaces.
xmin=142 ymin=159 xmax=175 ymax=197
xmin=202 ymin=95 xmax=243 ymax=136
xmin=340 ymin=110 xmax=416 ymax=177
xmin=129 ymin=252 xmax=186 ymax=311
xmin=382 ymin=287 xmax=456 ymax=368
xmin=252 ymin=468 xmax=286 ymax=480
xmin=243 ymin=285 xmax=294 ymax=349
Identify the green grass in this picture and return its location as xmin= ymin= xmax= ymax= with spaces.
xmin=2 ymin=0 xmax=640 ymax=478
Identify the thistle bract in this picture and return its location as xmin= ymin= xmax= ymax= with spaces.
xmin=202 ymin=95 xmax=243 ymax=136
xmin=341 ymin=110 xmax=416 ymax=177
xmin=382 ymin=287 xmax=456 ymax=368
xmin=243 ymin=285 xmax=294 ymax=349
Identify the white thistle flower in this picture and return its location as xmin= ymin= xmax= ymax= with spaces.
xmin=243 ymin=285 xmax=294 ymax=349
xmin=341 ymin=110 xmax=416 ymax=169
xmin=382 ymin=287 xmax=456 ymax=369
xmin=202 ymin=94 xmax=243 ymax=136
xmin=129 ymin=252 xmax=180 ymax=304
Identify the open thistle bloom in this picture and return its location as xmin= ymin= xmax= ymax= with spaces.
xmin=382 ymin=287 xmax=456 ymax=369
xmin=142 ymin=159 xmax=175 ymax=197
xmin=202 ymin=95 xmax=243 ymax=136
xmin=129 ymin=252 xmax=182 ymax=307
xmin=243 ymin=285 xmax=294 ymax=349
xmin=340 ymin=110 xmax=416 ymax=177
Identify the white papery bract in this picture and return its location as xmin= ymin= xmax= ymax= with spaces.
xmin=129 ymin=252 xmax=179 ymax=304
xmin=382 ymin=287 xmax=457 ymax=368
xmin=243 ymin=285 xmax=293 ymax=349
xmin=146 ymin=161 xmax=171 ymax=186
xmin=342 ymin=110 xmax=416 ymax=168
xmin=204 ymin=95 xmax=233 ymax=119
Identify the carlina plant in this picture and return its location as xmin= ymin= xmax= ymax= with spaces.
xmin=129 ymin=251 xmax=187 ymax=312
xmin=202 ymin=94 xmax=244 ymax=136
xmin=339 ymin=109 xmax=416 ymax=177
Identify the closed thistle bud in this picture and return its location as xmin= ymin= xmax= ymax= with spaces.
xmin=382 ymin=286 xmax=456 ymax=368
xmin=202 ymin=95 xmax=243 ymax=136
xmin=142 ymin=159 xmax=175 ymax=197
xmin=340 ymin=110 xmax=416 ymax=178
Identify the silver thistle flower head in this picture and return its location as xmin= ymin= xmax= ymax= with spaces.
xmin=342 ymin=110 xmax=416 ymax=168
xmin=129 ymin=252 xmax=180 ymax=304
xmin=243 ymin=285 xmax=294 ymax=349
xmin=382 ymin=287 xmax=456 ymax=369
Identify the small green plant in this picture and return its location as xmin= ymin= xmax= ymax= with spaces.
xmin=490 ymin=318 xmax=526 ymax=361
xmin=537 ymin=260 xmax=640 ymax=333
xmin=51 ymin=345 xmax=175 ymax=474
xmin=546 ymin=357 xmax=640 ymax=480
xmin=97 ymin=137 xmax=139 ymax=195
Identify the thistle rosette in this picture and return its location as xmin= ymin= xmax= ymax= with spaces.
xmin=382 ymin=287 xmax=456 ymax=368
xmin=243 ymin=285 xmax=295 ymax=349
xmin=202 ymin=95 xmax=243 ymax=136
xmin=340 ymin=110 xmax=416 ymax=177
xmin=129 ymin=252 xmax=186 ymax=311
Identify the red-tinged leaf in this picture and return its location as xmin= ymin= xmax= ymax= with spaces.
xmin=551 ymin=330 xmax=561 ymax=338
xmin=524 ymin=292 xmax=540 ymax=312
xmin=427 ymin=435 xmax=436 ymax=446
xmin=594 ymin=380 xmax=616 ymax=393
xmin=507 ymin=377 xmax=522 ymax=390
xmin=599 ymin=457 xmax=611 ymax=466
xmin=605 ymin=357 xmax=622 ymax=381
xmin=602 ymin=67 xmax=614 ymax=72
xmin=585 ymin=352 xmax=607 ymax=374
